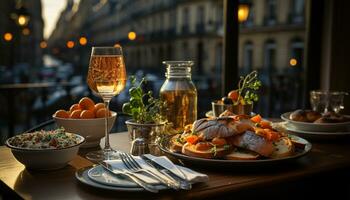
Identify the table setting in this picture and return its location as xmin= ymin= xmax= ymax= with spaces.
xmin=1 ymin=45 xmax=350 ymax=199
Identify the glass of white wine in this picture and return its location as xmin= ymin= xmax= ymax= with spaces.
xmin=86 ymin=46 xmax=126 ymax=161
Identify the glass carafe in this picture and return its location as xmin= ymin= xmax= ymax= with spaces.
xmin=160 ymin=61 xmax=197 ymax=133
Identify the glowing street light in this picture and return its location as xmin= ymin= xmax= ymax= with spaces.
xmin=18 ymin=15 xmax=29 ymax=26
xmin=79 ymin=37 xmax=87 ymax=46
xmin=128 ymin=31 xmax=137 ymax=41
xmin=67 ymin=41 xmax=75 ymax=49
xmin=289 ymin=58 xmax=298 ymax=66
xmin=40 ymin=41 xmax=47 ymax=49
xmin=238 ymin=4 xmax=250 ymax=23
xmin=3 ymin=33 xmax=13 ymax=42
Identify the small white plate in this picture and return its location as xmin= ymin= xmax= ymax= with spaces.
xmin=87 ymin=165 xmax=138 ymax=188
xmin=285 ymin=123 xmax=350 ymax=140
xmin=281 ymin=112 xmax=350 ymax=132
xmin=76 ymin=166 xmax=144 ymax=192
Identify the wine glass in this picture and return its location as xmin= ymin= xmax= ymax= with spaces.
xmin=86 ymin=46 xmax=126 ymax=161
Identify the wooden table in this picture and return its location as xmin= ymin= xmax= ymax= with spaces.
xmin=1 ymin=132 xmax=350 ymax=200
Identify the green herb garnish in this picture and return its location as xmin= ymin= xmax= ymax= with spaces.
xmin=236 ymin=71 xmax=261 ymax=105
xmin=210 ymin=145 xmax=217 ymax=156
xmin=122 ymin=76 xmax=166 ymax=124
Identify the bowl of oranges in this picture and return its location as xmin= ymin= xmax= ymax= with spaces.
xmin=53 ymin=97 xmax=117 ymax=148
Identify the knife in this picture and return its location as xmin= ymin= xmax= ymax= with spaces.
xmin=99 ymin=161 xmax=159 ymax=193
xmin=140 ymin=155 xmax=192 ymax=190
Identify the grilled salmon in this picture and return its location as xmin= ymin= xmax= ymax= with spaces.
xmin=231 ymin=131 xmax=274 ymax=157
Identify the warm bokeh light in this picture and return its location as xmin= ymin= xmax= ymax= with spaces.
xmin=79 ymin=37 xmax=87 ymax=45
xmin=238 ymin=4 xmax=250 ymax=23
xmin=40 ymin=41 xmax=48 ymax=49
xmin=22 ymin=28 xmax=30 ymax=35
xmin=289 ymin=58 xmax=298 ymax=66
xmin=128 ymin=31 xmax=137 ymax=41
xmin=3 ymin=33 xmax=13 ymax=42
xmin=66 ymin=40 xmax=75 ymax=48
xmin=114 ymin=43 xmax=121 ymax=48
xmin=18 ymin=15 xmax=29 ymax=26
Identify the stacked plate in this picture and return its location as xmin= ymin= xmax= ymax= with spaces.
xmin=281 ymin=112 xmax=350 ymax=140
xmin=75 ymin=154 xmax=208 ymax=192
xmin=76 ymin=165 xmax=166 ymax=192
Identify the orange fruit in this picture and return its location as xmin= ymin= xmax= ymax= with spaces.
xmin=79 ymin=97 xmax=95 ymax=110
xmin=70 ymin=110 xmax=82 ymax=119
xmin=94 ymin=103 xmax=105 ymax=114
xmin=228 ymin=90 xmax=239 ymax=101
xmin=70 ymin=104 xmax=81 ymax=112
xmin=80 ymin=110 xmax=95 ymax=119
xmin=96 ymin=108 xmax=111 ymax=118
xmin=54 ymin=110 xmax=70 ymax=118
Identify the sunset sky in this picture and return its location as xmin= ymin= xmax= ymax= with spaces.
xmin=41 ymin=0 xmax=66 ymax=39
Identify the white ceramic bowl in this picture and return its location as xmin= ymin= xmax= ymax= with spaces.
xmin=6 ymin=133 xmax=85 ymax=170
xmin=53 ymin=111 xmax=117 ymax=148
xmin=281 ymin=112 xmax=350 ymax=132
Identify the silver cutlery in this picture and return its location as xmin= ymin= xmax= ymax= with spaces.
xmin=119 ymin=152 xmax=181 ymax=190
xmin=99 ymin=161 xmax=159 ymax=193
xmin=140 ymin=155 xmax=192 ymax=190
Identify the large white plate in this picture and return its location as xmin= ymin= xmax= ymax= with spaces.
xmin=285 ymin=123 xmax=350 ymax=140
xmin=158 ymin=134 xmax=311 ymax=168
xmin=281 ymin=112 xmax=350 ymax=132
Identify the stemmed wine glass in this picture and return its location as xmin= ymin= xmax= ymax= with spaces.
xmin=86 ymin=46 xmax=126 ymax=161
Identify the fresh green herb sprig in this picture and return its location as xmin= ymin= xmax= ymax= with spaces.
xmin=237 ymin=70 xmax=262 ymax=105
xmin=122 ymin=76 xmax=166 ymax=124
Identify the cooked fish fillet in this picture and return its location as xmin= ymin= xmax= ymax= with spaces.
xmin=231 ymin=131 xmax=274 ymax=157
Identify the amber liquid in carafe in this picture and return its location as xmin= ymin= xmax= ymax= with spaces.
xmin=160 ymin=79 xmax=197 ymax=133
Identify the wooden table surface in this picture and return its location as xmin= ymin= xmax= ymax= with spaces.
xmin=1 ymin=132 xmax=350 ymax=200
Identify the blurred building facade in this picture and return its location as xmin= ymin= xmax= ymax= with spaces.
xmin=48 ymin=0 xmax=306 ymax=116
xmin=48 ymin=0 xmax=224 ymax=79
xmin=0 ymin=0 xmax=44 ymax=83
xmin=48 ymin=0 xmax=304 ymax=76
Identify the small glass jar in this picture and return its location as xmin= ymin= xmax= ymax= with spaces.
xmin=160 ymin=61 xmax=197 ymax=133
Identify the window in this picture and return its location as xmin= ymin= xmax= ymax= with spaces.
xmin=290 ymin=0 xmax=304 ymax=24
xmin=182 ymin=7 xmax=190 ymax=33
xmin=196 ymin=6 xmax=205 ymax=33
xmin=265 ymin=0 xmax=277 ymax=25
xmin=264 ymin=40 xmax=276 ymax=70
xmin=243 ymin=41 xmax=253 ymax=74
xmin=197 ymin=41 xmax=204 ymax=74
xmin=290 ymin=38 xmax=304 ymax=68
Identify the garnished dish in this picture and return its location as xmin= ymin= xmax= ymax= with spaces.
xmin=160 ymin=112 xmax=311 ymax=166
xmin=6 ymin=128 xmax=85 ymax=170
xmin=212 ymin=71 xmax=262 ymax=116
xmin=288 ymin=109 xmax=350 ymax=123
xmin=281 ymin=110 xmax=350 ymax=133
xmin=7 ymin=128 xmax=82 ymax=149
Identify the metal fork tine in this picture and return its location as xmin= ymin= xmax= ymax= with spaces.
xmin=125 ymin=153 xmax=142 ymax=169
xmin=121 ymin=152 xmax=137 ymax=170
xmin=120 ymin=153 xmax=133 ymax=170
xmin=120 ymin=153 xmax=135 ymax=170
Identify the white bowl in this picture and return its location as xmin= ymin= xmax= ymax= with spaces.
xmin=53 ymin=111 xmax=117 ymax=148
xmin=281 ymin=112 xmax=350 ymax=132
xmin=6 ymin=133 xmax=85 ymax=170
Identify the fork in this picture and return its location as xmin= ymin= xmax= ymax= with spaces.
xmin=99 ymin=161 xmax=159 ymax=193
xmin=119 ymin=152 xmax=181 ymax=190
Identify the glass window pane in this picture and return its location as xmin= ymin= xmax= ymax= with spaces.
xmin=239 ymin=0 xmax=308 ymax=116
